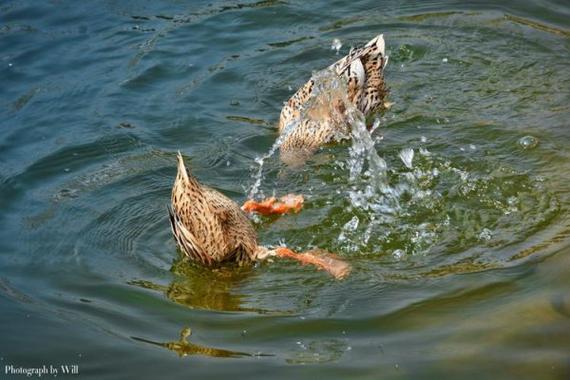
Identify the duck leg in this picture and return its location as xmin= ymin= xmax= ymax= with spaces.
xmin=242 ymin=194 xmax=304 ymax=216
xmin=271 ymin=247 xmax=351 ymax=279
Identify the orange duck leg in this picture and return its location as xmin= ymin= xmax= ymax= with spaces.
xmin=242 ymin=194 xmax=304 ymax=216
xmin=273 ymin=247 xmax=351 ymax=279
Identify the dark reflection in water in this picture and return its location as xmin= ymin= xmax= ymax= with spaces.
xmin=132 ymin=327 xmax=256 ymax=358
xmin=129 ymin=254 xmax=287 ymax=314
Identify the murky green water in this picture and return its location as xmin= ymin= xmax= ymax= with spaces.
xmin=1 ymin=1 xmax=569 ymax=379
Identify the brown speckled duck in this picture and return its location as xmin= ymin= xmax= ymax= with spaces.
xmin=279 ymin=34 xmax=389 ymax=165
xmin=169 ymin=153 xmax=350 ymax=278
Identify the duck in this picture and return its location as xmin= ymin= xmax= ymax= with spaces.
xmin=278 ymin=34 xmax=389 ymax=165
xmin=169 ymin=152 xmax=350 ymax=279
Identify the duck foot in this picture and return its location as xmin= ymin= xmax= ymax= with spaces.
xmin=242 ymin=194 xmax=304 ymax=216
xmin=273 ymin=247 xmax=351 ymax=279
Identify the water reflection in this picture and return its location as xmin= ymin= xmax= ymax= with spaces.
xmin=130 ymin=254 xmax=281 ymax=313
xmin=132 ymin=327 xmax=252 ymax=358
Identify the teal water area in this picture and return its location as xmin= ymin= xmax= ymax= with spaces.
xmin=1 ymin=1 xmax=569 ymax=379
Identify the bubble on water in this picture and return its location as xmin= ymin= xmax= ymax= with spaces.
xmin=469 ymin=144 xmax=476 ymax=150
xmin=442 ymin=57 xmax=448 ymax=63
xmin=420 ymin=136 xmax=427 ymax=143
xmin=399 ymin=148 xmax=414 ymax=169
xmin=331 ymin=38 xmax=342 ymax=54
xmin=519 ymin=135 xmax=539 ymax=150
xmin=479 ymin=228 xmax=493 ymax=241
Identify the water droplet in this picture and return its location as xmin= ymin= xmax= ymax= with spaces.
xmin=479 ymin=228 xmax=493 ymax=241
xmin=399 ymin=148 xmax=414 ymax=169
xmin=393 ymin=249 xmax=404 ymax=259
xmin=331 ymin=38 xmax=342 ymax=53
xmin=519 ymin=135 xmax=539 ymax=150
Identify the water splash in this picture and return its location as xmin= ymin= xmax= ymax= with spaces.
xmin=344 ymin=102 xmax=400 ymax=215
xmin=248 ymin=68 xmax=353 ymax=199
xmin=331 ymin=38 xmax=342 ymax=54
xmin=399 ymin=148 xmax=414 ymax=169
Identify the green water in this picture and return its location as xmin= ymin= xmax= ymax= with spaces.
xmin=1 ymin=1 xmax=569 ymax=379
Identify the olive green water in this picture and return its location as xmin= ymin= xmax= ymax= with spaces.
xmin=1 ymin=1 xmax=569 ymax=379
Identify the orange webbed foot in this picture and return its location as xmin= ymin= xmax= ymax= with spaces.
xmin=274 ymin=247 xmax=351 ymax=280
xmin=242 ymin=194 xmax=304 ymax=216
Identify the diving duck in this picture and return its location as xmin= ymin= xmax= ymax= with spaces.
xmin=169 ymin=153 xmax=350 ymax=279
xmin=279 ymin=34 xmax=389 ymax=165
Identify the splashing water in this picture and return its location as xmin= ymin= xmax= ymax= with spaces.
xmin=247 ymin=116 xmax=302 ymax=199
xmin=248 ymin=67 xmax=355 ymax=199
xmin=249 ymin=66 xmax=400 ymax=220
xmin=331 ymin=38 xmax=342 ymax=54
xmin=399 ymin=148 xmax=414 ymax=169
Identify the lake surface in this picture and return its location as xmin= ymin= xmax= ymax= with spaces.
xmin=1 ymin=1 xmax=569 ymax=379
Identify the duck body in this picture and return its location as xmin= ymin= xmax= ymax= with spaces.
xmin=169 ymin=153 xmax=261 ymax=266
xmin=279 ymin=34 xmax=389 ymax=164
xmin=169 ymin=153 xmax=351 ymax=278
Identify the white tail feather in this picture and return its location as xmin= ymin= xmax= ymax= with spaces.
xmin=350 ymin=59 xmax=365 ymax=86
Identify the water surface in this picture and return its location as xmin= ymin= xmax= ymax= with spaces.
xmin=1 ymin=0 xmax=569 ymax=379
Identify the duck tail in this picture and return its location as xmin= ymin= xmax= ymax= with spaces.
xmin=175 ymin=151 xmax=201 ymax=189
xmin=176 ymin=151 xmax=190 ymax=183
xmin=365 ymin=34 xmax=385 ymax=57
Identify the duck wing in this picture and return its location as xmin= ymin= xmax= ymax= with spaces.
xmin=204 ymin=188 xmax=258 ymax=262
xmin=168 ymin=205 xmax=214 ymax=266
